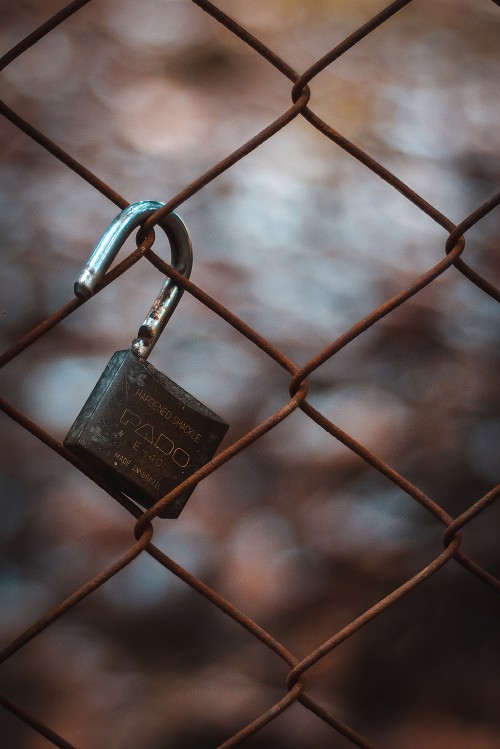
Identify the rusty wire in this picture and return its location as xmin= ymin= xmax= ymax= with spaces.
xmin=0 ymin=0 xmax=499 ymax=747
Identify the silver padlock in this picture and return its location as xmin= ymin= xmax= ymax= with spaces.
xmin=64 ymin=201 xmax=229 ymax=518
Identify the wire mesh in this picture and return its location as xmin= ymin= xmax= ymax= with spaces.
xmin=0 ymin=0 xmax=499 ymax=747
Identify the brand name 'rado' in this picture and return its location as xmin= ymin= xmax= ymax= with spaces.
xmin=120 ymin=408 xmax=190 ymax=468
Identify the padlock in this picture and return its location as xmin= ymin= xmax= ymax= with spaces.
xmin=64 ymin=201 xmax=229 ymax=518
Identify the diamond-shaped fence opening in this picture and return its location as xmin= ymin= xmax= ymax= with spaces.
xmin=0 ymin=1 xmax=499 ymax=748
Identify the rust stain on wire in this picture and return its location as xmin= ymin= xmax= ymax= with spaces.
xmin=0 ymin=0 xmax=498 ymax=747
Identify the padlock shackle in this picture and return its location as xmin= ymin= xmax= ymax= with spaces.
xmin=74 ymin=200 xmax=192 ymax=360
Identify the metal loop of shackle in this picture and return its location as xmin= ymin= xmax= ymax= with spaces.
xmin=74 ymin=201 xmax=193 ymax=361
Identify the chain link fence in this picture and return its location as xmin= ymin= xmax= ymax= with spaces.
xmin=1 ymin=0 xmax=499 ymax=747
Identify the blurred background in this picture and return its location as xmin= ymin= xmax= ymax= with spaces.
xmin=1 ymin=0 xmax=499 ymax=747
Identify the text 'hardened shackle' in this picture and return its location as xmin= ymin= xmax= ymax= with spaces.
xmin=74 ymin=200 xmax=193 ymax=360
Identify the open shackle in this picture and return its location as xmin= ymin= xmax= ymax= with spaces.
xmin=74 ymin=200 xmax=193 ymax=361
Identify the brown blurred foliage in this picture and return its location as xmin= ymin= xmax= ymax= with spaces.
xmin=0 ymin=1 xmax=499 ymax=748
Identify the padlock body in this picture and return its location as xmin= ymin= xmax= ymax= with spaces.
xmin=64 ymin=350 xmax=228 ymax=518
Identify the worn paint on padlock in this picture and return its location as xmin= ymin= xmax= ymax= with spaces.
xmin=64 ymin=349 xmax=229 ymax=518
